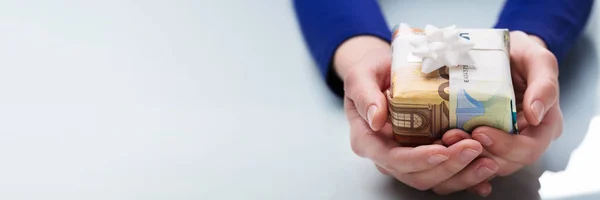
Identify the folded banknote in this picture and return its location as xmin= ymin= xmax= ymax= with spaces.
xmin=387 ymin=24 xmax=518 ymax=146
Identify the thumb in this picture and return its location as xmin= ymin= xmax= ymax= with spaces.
xmin=522 ymin=50 xmax=559 ymax=126
xmin=344 ymin=66 xmax=389 ymax=132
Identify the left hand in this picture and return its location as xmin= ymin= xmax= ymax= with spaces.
xmin=429 ymin=31 xmax=564 ymax=197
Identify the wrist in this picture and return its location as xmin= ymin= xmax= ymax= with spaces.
xmin=333 ymin=35 xmax=390 ymax=81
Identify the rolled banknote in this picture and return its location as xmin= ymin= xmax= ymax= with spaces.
xmin=387 ymin=24 xmax=518 ymax=146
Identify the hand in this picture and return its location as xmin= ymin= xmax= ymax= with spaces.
xmin=437 ymin=31 xmax=563 ymax=197
xmin=336 ymin=36 xmax=484 ymax=192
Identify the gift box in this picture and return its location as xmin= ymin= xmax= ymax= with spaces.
xmin=387 ymin=24 xmax=518 ymax=146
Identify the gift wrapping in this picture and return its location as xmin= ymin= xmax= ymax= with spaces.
xmin=387 ymin=24 xmax=518 ymax=146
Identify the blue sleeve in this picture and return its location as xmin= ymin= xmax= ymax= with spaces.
xmin=495 ymin=0 xmax=594 ymax=62
xmin=292 ymin=0 xmax=391 ymax=97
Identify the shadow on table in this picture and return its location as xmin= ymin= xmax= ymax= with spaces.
xmin=378 ymin=163 xmax=545 ymax=200
xmin=376 ymin=35 xmax=599 ymax=200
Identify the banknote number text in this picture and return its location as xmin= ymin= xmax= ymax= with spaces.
xmin=462 ymin=65 xmax=470 ymax=83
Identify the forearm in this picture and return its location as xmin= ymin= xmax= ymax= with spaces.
xmin=495 ymin=0 xmax=594 ymax=61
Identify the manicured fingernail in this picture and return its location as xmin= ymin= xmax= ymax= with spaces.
xmin=460 ymin=148 xmax=479 ymax=162
xmin=474 ymin=134 xmax=493 ymax=146
xmin=477 ymin=166 xmax=495 ymax=178
xmin=367 ymin=105 xmax=377 ymax=129
xmin=428 ymin=154 xmax=449 ymax=164
xmin=531 ymin=101 xmax=545 ymax=123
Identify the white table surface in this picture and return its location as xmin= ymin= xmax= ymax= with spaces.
xmin=0 ymin=0 xmax=598 ymax=199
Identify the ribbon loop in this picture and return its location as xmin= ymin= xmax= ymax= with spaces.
xmin=401 ymin=23 xmax=475 ymax=73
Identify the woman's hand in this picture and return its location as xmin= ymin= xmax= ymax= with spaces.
xmin=438 ymin=31 xmax=563 ymax=197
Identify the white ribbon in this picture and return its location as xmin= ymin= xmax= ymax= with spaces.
xmin=402 ymin=23 xmax=475 ymax=73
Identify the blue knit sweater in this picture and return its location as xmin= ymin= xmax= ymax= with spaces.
xmin=293 ymin=0 xmax=594 ymax=97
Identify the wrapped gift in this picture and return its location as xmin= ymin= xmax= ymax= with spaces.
xmin=387 ymin=24 xmax=518 ymax=146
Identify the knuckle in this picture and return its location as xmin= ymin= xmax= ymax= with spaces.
xmin=539 ymin=49 xmax=559 ymax=72
xmin=354 ymin=90 xmax=370 ymax=107
xmin=530 ymin=47 xmax=549 ymax=57
xmin=350 ymin=135 xmax=365 ymax=157
xmin=541 ymin=50 xmax=558 ymax=63
xmin=544 ymin=76 xmax=559 ymax=92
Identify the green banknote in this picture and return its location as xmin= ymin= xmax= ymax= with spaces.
xmin=448 ymin=29 xmax=518 ymax=133
xmin=449 ymin=67 xmax=518 ymax=133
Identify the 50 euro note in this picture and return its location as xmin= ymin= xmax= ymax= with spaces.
xmin=387 ymin=26 xmax=518 ymax=146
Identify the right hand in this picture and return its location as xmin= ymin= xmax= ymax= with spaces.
xmin=335 ymin=36 xmax=489 ymax=192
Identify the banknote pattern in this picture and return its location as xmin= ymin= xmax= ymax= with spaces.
xmin=388 ymin=26 xmax=518 ymax=146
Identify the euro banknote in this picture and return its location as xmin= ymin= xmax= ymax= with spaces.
xmin=387 ymin=26 xmax=518 ymax=146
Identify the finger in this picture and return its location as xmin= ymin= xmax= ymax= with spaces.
xmin=471 ymin=122 xmax=557 ymax=165
xmin=520 ymin=49 xmax=559 ymax=126
xmin=432 ymin=157 xmax=498 ymax=195
xmin=347 ymin=97 xmax=397 ymax=159
xmin=472 ymin=126 xmax=536 ymax=164
xmin=469 ymin=181 xmax=493 ymax=197
xmin=376 ymin=164 xmax=392 ymax=175
xmin=479 ymin=148 xmax=526 ymax=176
xmin=381 ymin=144 xmax=451 ymax=174
xmin=344 ymin=56 xmax=390 ymax=131
xmin=399 ymin=139 xmax=483 ymax=190
xmin=380 ymin=122 xmax=394 ymax=139
xmin=478 ymin=149 xmax=519 ymax=176
xmin=348 ymin=99 xmax=452 ymax=174
xmin=517 ymin=112 xmax=529 ymax=131
xmin=442 ymin=129 xmax=471 ymax=146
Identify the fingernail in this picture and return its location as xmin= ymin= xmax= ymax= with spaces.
xmin=367 ymin=105 xmax=377 ymax=129
xmin=477 ymin=166 xmax=495 ymax=178
xmin=445 ymin=136 xmax=460 ymax=145
xmin=531 ymin=101 xmax=545 ymax=123
xmin=460 ymin=148 xmax=479 ymax=162
xmin=474 ymin=134 xmax=493 ymax=146
xmin=428 ymin=154 xmax=449 ymax=164
xmin=478 ymin=186 xmax=492 ymax=197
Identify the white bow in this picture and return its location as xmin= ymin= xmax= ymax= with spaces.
xmin=402 ymin=23 xmax=475 ymax=73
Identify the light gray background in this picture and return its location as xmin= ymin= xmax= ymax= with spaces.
xmin=0 ymin=0 xmax=597 ymax=199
